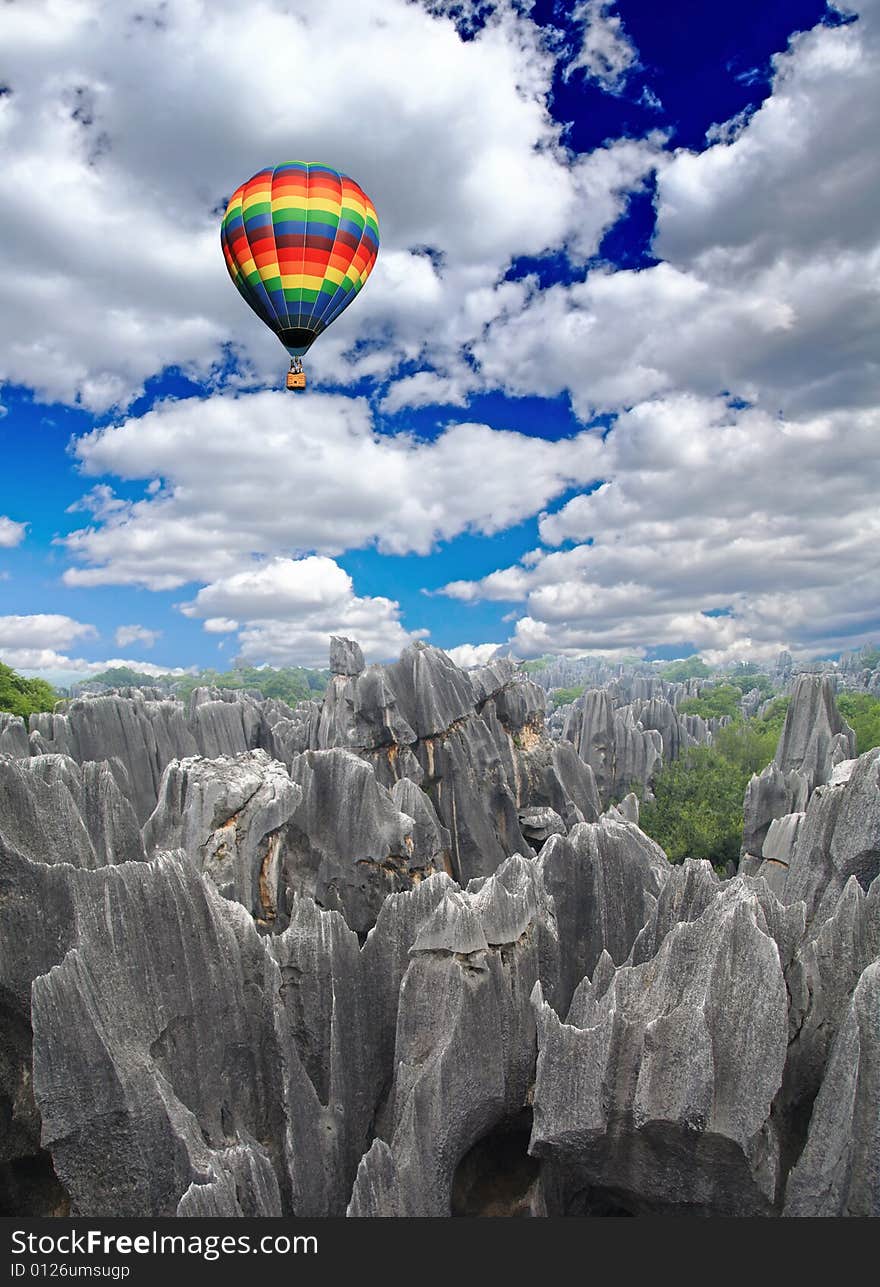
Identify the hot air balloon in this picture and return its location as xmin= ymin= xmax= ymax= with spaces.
xmin=220 ymin=161 xmax=380 ymax=390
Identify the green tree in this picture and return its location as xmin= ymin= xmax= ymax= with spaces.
xmin=640 ymin=746 xmax=748 ymax=868
xmin=679 ymin=684 xmax=742 ymax=720
xmin=837 ymin=693 xmax=880 ymax=756
xmin=0 ymin=662 xmax=59 ymax=721
xmin=88 ymin=666 xmax=168 ymax=689
xmin=86 ymin=663 xmax=330 ymax=706
xmin=172 ymin=665 xmax=329 ymax=706
xmin=550 ymin=685 xmax=586 ymax=708
xmin=658 ymin=656 xmax=711 ymax=682
xmin=712 ymin=720 xmax=780 ymax=776
xmin=639 ymin=700 xmax=790 ymax=866
xmin=725 ymin=672 xmax=775 ymax=699
xmin=521 ymin=657 xmax=553 ymax=674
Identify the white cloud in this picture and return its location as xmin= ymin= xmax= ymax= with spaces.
xmin=0 ymin=613 xmax=188 ymax=681
xmin=0 ymin=516 xmax=27 ymax=548
xmin=0 ymin=613 xmax=96 ymax=652
xmin=475 ymin=7 xmax=880 ymax=421
xmin=114 ymin=623 xmax=161 ymax=648
xmin=180 ymin=555 xmax=352 ymax=621
xmin=441 ymin=6 xmax=880 ymax=663
xmin=440 ymin=395 xmax=880 ymax=661
xmin=63 ymin=391 xmax=604 ymax=588
xmin=8 ymin=653 xmax=192 ymax=684
xmin=566 ymin=1 xmax=639 ymax=91
xmin=444 ymin=641 xmax=504 ymax=668
xmin=0 ymin=0 xmax=659 ymax=411
xmin=180 ymin=554 xmax=427 ymax=668
xmin=203 ymin=617 xmax=238 ymax=634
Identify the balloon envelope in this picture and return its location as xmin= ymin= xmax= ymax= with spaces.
xmin=221 ymin=161 xmax=380 ymax=357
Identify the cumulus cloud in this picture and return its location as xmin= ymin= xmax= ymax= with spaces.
xmin=444 ymin=641 xmax=504 ymax=667
xmin=0 ymin=613 xmax=187 ymax=680
xmin=180 ymin=555 xmax=427 ymax=667
xmin=438 ymin=4 xmax=880 ymax=662
xmin=475 ymin=6 xmax=880 ymax=421
xmin=181 ymin=556 xmax=352 ymax=621
xmin=8 ymin=653 xmax=192 ymax=683
xmin=114 ymin=623 xmax=161 ymax=648
xmin=566 ymin=1 xmax=639 ymax=91
xmin=0 ymin=613 xmax=97 ymax=652
xmin=0 ymin=516 xmax=27 ymax=548
xmin=441 ymin=395 xmax=880 ymax=661
xmin=0 ymin=0 xmax=659 ymax=411
xmin=63 ymin=391 xmax=604 ymax=588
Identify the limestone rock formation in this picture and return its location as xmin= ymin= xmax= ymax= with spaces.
xmin=536 ymin=817 xmax=669 ymax=1014
xmin=330 ymin=635 xmax=365 ymax=677
xmin=313 ymin=642 xmax=598 ymax=885
xmin=143 ymin=749 xmax=301 ymax=928
xmin=783 ymin=960 xmax=880 ymax=1217
xmin=741 ymin=675 xmax=857 ymax=873
xmin=30 ymin=856 xmax=289 ymax=1216
xmin=530 ymin=881 xmax=791 ymax=1215
xmin=560 ymin=689 xmax=663 ymax=803
xmin=783 ymin=748 xmax=880 ymax=923
xmin=1 ymin=636 xmax=877 ymax=1221
xmin=0 ymin=714 xmax=29 ymax=758
xmin=742 ymin=762 xmax=809 ymax=862
xmin=284 ymin=747 xmax=448 ymax=936
xmin=775 ymin=674 xmax=856 ymax=793
xmin=0 ymin=754 xmax=144 ymax=869
xmin=28 ymin=694 xmax=200 ymax=823
xmin=349 ymin=856 xmax=558 ymax=1216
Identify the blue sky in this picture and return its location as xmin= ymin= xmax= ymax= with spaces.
xmin=1 ymin=0 xmax=877 ymax=680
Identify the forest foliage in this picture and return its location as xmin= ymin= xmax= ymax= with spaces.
xmin=639 ymin=699 xmax=790 ymax=868
xmin=0 ymin=662 xmax=59 ymax=721
xmin=86 ymin=664 xmax=329 ymax=706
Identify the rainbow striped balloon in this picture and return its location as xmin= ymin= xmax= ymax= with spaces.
xmin=221 ymin=161 xmax=380 ymax=357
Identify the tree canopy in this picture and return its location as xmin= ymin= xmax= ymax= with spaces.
xmin=658 ymin=656 xmax=711 ymax=681
xmin=0 ymin=661 xmax=59 ymax=721
xmin=837 ymin=692 xmax=880 ymax=756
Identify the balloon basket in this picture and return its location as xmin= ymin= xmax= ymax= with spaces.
xmin=286 ymin=371 xmax=306 ymax=390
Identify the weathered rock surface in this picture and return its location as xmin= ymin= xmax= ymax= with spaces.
xmin=558 ymin=687 xmax=720 ymax=805
xmin=30 ymin=856 xmax=289 ymax=1216
xmin=783 ymin=748 xmax=880 ymax=923
xmin=2 ymin=637 xmax=877 ymax=1221
xmin=29 ymin=694 xmax=200 ymax=824
xmin=0 ymin=714 xmax=29 ymax=758
xmin=284 ymin=748 xmax=448 ymax=936
xmin=143 ymin=747 xmax=449 ymax=938
xmin=782 ymin=874 xmax=880 ymax=1146
xmin=312 ymin=643 xmax=598 ymax=885
xmin=530 ymin=881 xmax=791 ymax=1215
xmin=349 ymin=856 xmax=558 ymax=1216
xmin=0 ymin=754 xmax=144 ymax=869
xmin=261 ymin=699 xmax=321 ymax=766
xmin=143 ymin=750 xmax=301 ymax=929
xmin=776 ymin=675 xmax=856 ymax=793
xmin=742 ymin=675 xmax=857 ymax=870
xmin=330 ymin=635 xmax=365 ymax=677
xmin=742 ymin=762 xmax=809 ymax=862
xmin=784 ymin=960 xmax=880 ymax=1216
xmin=535 ymin=818 xmax=669 ymax=1014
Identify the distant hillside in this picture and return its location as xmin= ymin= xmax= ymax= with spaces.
xmin=80 ymin=663 xmax=330 ymax=708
